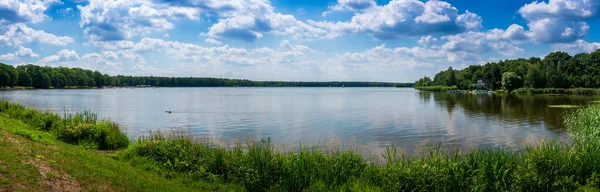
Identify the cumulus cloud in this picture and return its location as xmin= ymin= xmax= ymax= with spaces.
xmin=14 ymin=46 xmax=39 ymax=57
xmin=314 ymin=0 xmax=482 ymax=39
xmin=0 ymin=24 xmax=74 ymax=46
xmin=205 ymin=1 xmax=335 ymax=41
xmin=518 ymin=0 xmax=599 ymax=43
xmin=0 ymin=0 xmax=59 ymax=24
xmin=204 ymin=38 xmax=223 ymax=45
xmin=552 ymin=39 xmax=600 ymax=53
xmin=78 ymin=0 xmax=200 ymax=41
xmin=0 ymin=53 xmax=17 ymax=60
xmin=77 ymin=0 xmax=334 ymax=42
xmin=323 ymin=0 xmax=377 ymax=16
xmin=438 ymin=24 xmax=531 ymax=56
xmin=0 ymin=46 xmax=38 ymax=61
xmin=38 ymin=49 xmax=80 ymax=64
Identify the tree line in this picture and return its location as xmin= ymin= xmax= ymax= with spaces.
xmin=0 ymin=63 xmax=412 ymax=88
xmin=414 ymin=49 xmax=600 ymax=91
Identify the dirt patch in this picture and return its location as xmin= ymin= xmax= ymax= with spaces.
xmin=28 ymin=159 xmax=83 ymax=192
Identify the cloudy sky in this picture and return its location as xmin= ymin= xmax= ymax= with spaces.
xmin=0 ymin=0 xmax=599 ymax=82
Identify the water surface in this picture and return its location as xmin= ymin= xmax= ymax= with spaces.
xmin=1 ymin=88 xmax=597 ymax=155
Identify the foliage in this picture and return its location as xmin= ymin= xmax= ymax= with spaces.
xmin=0 ymin=101 xmax=129 ymax=150
xmin=501 ymin=72 xmax=523 ymax=92
xmin=0 ymin=63 xmax=412 ymax=88
xmin=416 ymin=49 xmax=600 ymax=90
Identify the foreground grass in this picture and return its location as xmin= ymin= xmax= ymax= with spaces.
xmin=0 ymin=115 xmax=242 ymax=191
xmin=4 ymin=101 xmax=600 ymax=191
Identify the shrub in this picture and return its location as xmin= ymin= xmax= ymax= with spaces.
xmin=0 ymin=101 xmax=129 ymax=150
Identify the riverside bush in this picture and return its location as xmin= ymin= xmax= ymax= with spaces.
xmin=0 ymin=101 xmax=129 ymax=150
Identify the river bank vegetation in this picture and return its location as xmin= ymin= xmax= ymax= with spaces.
xmin=2 ymin=101 xmax=600 ymax=191
xmin=0 ymin=63 xmax=411 ymax=88
xmin=414 ymin=50 xmax=600 ymax=94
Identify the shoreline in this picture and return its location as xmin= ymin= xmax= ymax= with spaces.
xmin=415 ymin=86 xmax=600 ymax=95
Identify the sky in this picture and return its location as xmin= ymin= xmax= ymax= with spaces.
xmin=0 ymin=0 xmax=599 ymax=82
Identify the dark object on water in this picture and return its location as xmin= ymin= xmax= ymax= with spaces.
xmin=165 ymin=111 xmax=172 ymax=114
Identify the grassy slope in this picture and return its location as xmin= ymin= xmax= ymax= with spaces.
xmin=0 ymin=115 xmax=239 ymax=192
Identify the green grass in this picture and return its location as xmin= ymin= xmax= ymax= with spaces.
xmin=0 ymin=114 xmax=240 ymax=191
xmin=515 ymin=88 xmax=600 ymax=95
xmin=548 ymin=105 xmax=580 ymax=108
xmin=414 ymin=86 xmax=458 ymax=92
xmin=0 ymin=101 xmax=129 ymax=150
xmin=4 ymin=101 xmax=600 ymax=191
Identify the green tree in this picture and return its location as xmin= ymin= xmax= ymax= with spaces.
xmin=525 ymin=66 xmax=544 ymax=88
xmin=446 ymin=67 xmax=457 ymax=86
xmin=18 ymin=70 xmax=32 ymax=87
xmin=0 ymin=71 xmax=10 ymax=87
xmin=502 ymin=72 xmax=523 ymax=92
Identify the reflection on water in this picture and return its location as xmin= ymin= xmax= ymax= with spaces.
xmin=1 ymin=88 xmax=598 ymax=156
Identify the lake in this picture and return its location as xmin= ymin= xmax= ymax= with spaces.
xmin=1 ymin=88 xmax=598 ymax=156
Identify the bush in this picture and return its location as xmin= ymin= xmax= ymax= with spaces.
xmin=0 ymin=101 xmax=129 ymax=150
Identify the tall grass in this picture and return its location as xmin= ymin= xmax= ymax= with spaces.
xmin=0 ymin=101 xmax=129 ymax=150
xmin=118 ymin=104 xmax=600 ymax=191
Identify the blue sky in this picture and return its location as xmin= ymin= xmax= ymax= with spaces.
xmin=1 ymin=0 xmax=599 ymax=82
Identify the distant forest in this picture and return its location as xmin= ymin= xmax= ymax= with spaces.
xmin=415 ymin=50 xmax=600 ymax=90
xmin=0 ymin=64 xmax=412 ymax=88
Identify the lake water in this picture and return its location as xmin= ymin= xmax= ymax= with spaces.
xmin=1 ymin=88 xmax=598 ymax=155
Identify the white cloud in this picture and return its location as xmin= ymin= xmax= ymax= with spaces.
xmin=77 ymin=0 xmax=334 ymax=42
xmin=314 ymin=0 xmax=482 ymax=39
xmin=77 ymin=0 xmax=200 ymax=41
xmin=206 ymin=2 xmax=336 ymax=41
xmin=0 ymin=53 xmax=17 ymax=60
xmin=0 ymin=0 xmax=60 ymax=24
xmin=552 ymin=39 xmax=600 ymax=53
xmin=323 ymin=0 xmax=376 ymax=16
xmin=204 ymin=38 xmax=223 ymax=46
xmin=15 ymin=46 xmax=38 ymax=57
xmin=519 ymin=0 xmax=598 ymax=20
xmin=440 ymin=28 xmax=525 ymax=56
xmin=0 ymin=23 xmax=74 ymax=46
xmin=0 ymin=46 xmax=38 ymax=61
xmin=88 ymin=40 xmax=135 ymax=50
xmin=518 ymin=0 xmax=599 ymax=43
xmin=38 ymin=49 xmax=80 ymax=64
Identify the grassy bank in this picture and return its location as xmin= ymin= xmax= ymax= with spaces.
xmin=3 ymin=101 xmax=600 ymax=191
xmin=515 ymin=88 xmax=600 ymax=95
xmin=416 ymin=86 xmax=600 ymax=95
xmin=413 ymin=86 xmax=458 ymax=92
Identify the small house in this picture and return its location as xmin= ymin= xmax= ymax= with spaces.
xmin=476 ymin=79 xmax=490 ymax=90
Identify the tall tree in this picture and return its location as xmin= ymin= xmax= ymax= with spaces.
xmin=502 ymin=72 xmax=523 ymax=92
